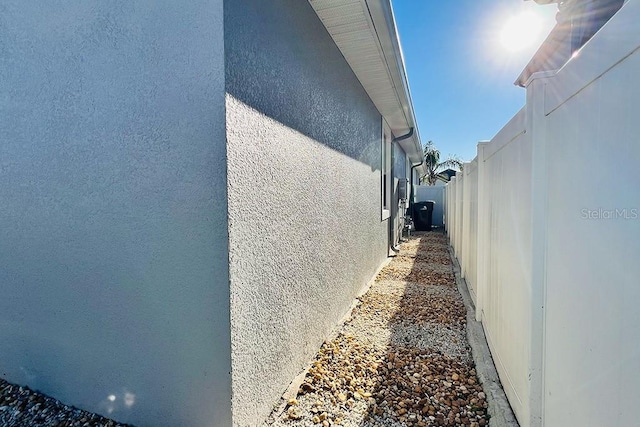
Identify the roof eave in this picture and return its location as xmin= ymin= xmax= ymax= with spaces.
xmin=366 ymin=0 xmax=423 ymax=165
xmin=309 ymin=0 xmax=425 ymax=175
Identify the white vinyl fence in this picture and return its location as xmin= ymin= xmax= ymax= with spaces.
xmin=446 ymin=3 xmax=640 ymax=426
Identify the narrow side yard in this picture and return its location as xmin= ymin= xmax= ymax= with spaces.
xmin=266 ymin=232 xmax=489 ymax=427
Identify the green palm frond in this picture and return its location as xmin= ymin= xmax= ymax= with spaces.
xmin=419 ymin=141 xmax=462 ymax=186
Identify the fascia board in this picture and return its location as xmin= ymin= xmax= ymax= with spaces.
xmin=364 ymin=0 xmax=423 ymax=164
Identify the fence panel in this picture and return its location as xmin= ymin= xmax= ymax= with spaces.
xmin=447 ymin=4 xmax=640 ymax=427
xmin=534 ymin=3 xmax=640 ymax=425
xmin=454 ymin=174 xmax=464 ymax=259
xmin=462 ymin=159 xmax=479 ymax=303
xmin=447 ymin=178 xmax=457 ymax=244
xmin=481 ymin=109 xmax=532 ymax=424
xmin=448 ymin=109 xmax=532 ymax=424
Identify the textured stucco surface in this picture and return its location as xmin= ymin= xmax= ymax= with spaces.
xmin=225 ymin=1 xmax=389 ymax=425
xmin=0 ymin=2 xmax=231 ymax=426
xmin=225 ymin=0 xmax=382 ymax=166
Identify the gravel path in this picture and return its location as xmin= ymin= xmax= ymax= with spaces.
xmin=0 ymin=232 xmax=488 ymax=427
xmin=265 ymin=231 xmax=489 ymax=427
xmin=0 ymin=379 xmax=131 ymax=427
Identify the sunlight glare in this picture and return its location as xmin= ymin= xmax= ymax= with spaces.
xmin=500 ymin=11 xmax=542 ymax=52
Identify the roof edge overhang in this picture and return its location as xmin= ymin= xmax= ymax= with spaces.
xmin=366 ymin=0 xmax=423 ymax=165
xmin=516 ymin=0 xmax=626 ymax=87
xmin=515 ymin=23 xmax=570 ymax=87
xmin=309 ymin=0 xmax=425 ymax=175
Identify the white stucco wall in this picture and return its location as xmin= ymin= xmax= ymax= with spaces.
xmin=224 ymin=1 xmax=389 ymax=424
xmin=0 ymin=2 xmax=231 ymax=426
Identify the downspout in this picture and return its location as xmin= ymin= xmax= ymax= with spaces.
xmin=408 ymin=159 xmax=423 ymax=216
xmin=389 ymin=128 xmax=415 ymax=253
xmin=392 ymin=127 xmax=414 ymax=144
xmin=391 ymin=126 xmax=423 ymax=221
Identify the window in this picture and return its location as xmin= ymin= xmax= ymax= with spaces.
xmin=381 ymin=120 xmax=392 ymax=220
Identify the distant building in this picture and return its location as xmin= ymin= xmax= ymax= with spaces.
xmin=439 ymin=168 xmax=458 ymax=182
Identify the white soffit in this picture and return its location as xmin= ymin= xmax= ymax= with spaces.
xmin=309 ymin=0 xmax=424 ymax=167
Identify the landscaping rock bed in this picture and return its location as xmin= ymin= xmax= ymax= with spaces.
xmin=0 ymin=232 xmax=488 ymax=427
xmin=0 ymin=379 xmax=130 ymax=427
xmin=265 ymin=232 xmax=489 ymax=427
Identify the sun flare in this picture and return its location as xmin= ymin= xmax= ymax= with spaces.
xmin=499 ymin=11 xmax=542 ymax=52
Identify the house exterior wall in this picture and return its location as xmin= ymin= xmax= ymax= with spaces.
xmin=0 ymin=2 xmax=231 ymax=426
xmin=224 ymin=1 xmax=389 ymax=425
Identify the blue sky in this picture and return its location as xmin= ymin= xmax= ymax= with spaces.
xmin=393 ymin=0 xmax=558 ymax=162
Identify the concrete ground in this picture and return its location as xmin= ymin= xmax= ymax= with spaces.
xmin=265 ymin=231 xmax=515 ymax=427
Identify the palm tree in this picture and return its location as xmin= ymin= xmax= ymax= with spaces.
xmin=420 ymin=141 xmax=462 ymax=185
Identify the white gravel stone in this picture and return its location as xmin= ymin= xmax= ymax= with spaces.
xmin=264 ymin=232 xmax=489 ymax=427
xmin=389 ymin=323 xmax=472 ymax=363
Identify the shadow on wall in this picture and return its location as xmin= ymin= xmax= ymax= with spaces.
xmin=224 ymin=0 xmax=382 ymax=171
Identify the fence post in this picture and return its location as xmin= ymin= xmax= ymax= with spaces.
xmin=449 ymin=176 xmax=456 ymax=249
xmin=475 ymin=142 xmax=489 ymax=322
xmin=443 ymin=184 xmax=448 ymax=233
xmin=456 ymin=173 xmax=462 ymax=262
xmin=527 ymin=71 xmax=554 ymax=427
xmin=455 ymin=172 xmax=464 ymax=265
xmin=461 ymin=162 xmax=472 ymax=279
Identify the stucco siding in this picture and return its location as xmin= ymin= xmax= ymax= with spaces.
xmin=224 ymin=1 xmax=389 ymax=425
xmin=0 ymin=2 xmax=230 ymax=426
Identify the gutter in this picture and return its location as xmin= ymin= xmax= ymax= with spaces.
xmin=391 ymin=127 xmax=413 ymax=144
xmin=392 ymin=128 xmax=422 ymax=216
xmin=309 ymin=0 xmax=425 ymax=172
xmin=364 ymin=0 xmax=424 ymax=170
